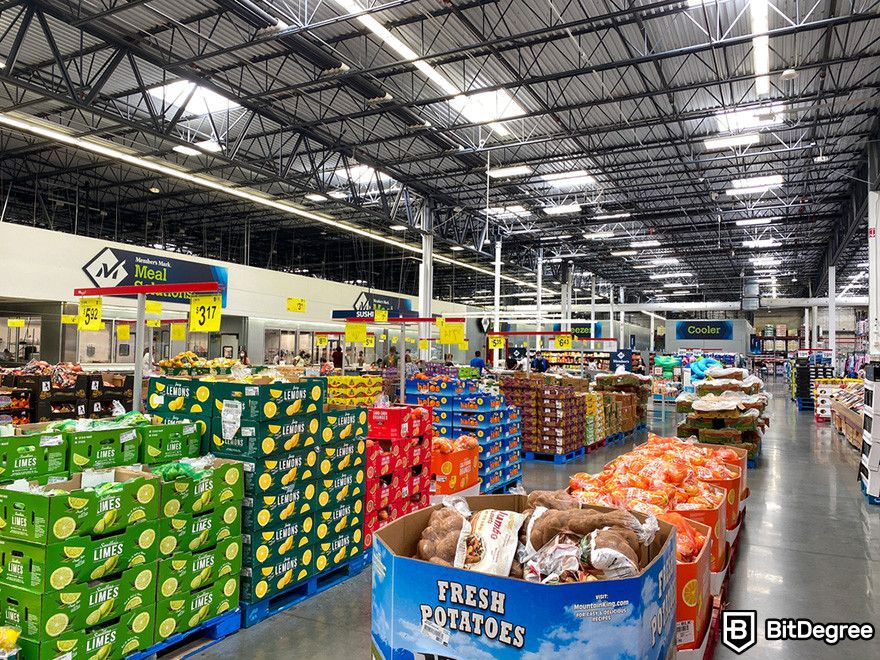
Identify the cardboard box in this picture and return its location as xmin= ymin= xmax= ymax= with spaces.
xmin=145 ymin=457 xmax=243 ymax=518
xmin=0 ymin=521 xmax=159 ymax=592
xmin=368 ymin=406 xmax=430 ymax=440
xmin=372 ymin=496 xmax=676 ymax=660
xmin=0 ymin=468 xmax=159 ymax=544
xmin=138 ymin=420 xmax=201 ymax=464
xmin=324 ymin=406 xmax=369 ymax=442
xmin=0 ymin=430 xmax=67 ymax=482
xmin=212 ymin=379 xmax=325 ymax=420
xmin=673 ymin=520 xmax=712 ymax=651
xmin=674 ymin=485 xmax=727 ymax=572
xmin=151 ymin=410 xmax=212 ymax=449
xmin=18 ymin=604 xmax=155 ymax=660
xmin=209 ymin=412 xmax=323 ymax=459
xmin=67 ymin=426 xmax=141 ymax=471
xmin=157 ymin=535 xmax=242 ymax=598
xmin=242 ymin=447 xmax=322 ymax=495
xmin=13 ymin=373 xmax=101 ymax=402
xmin=155 ymin=577 xmax=239 ymax=641
xmin=33 ymin=400 xmax=88 ymax=423
xmin=431 ymin=446 xmax=479 ymax=495
xmin=2 ymin=564 xmax=157 ymax=638
xmin=157 ymin=503 xmax=242 ymax=558
xmin=146 ymin=377 xmax=212 ymax=415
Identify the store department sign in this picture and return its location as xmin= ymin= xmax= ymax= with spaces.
xmin=675 ymin=320 xmax=733 ymax=341
xmin=82 ymin=247 xmax=228 ymax=306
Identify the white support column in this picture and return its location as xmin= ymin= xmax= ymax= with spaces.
xmin=590 ymin=275 xmax=597 ymax=342
xmin=132 ymin=293 xmax=146 ymax=412
xmin=493 ymin=239 xmax=502 ymax=367
xmin=608 ymin=285 xmax=615 ymax=349
xmin=619 ymin=287 xmax=625 ymax=346
xmin=813 ymin=304 xmax=819 ymax=346
xmin=869 ymin=190 xmax=880 ymax=356
xmin=650 ymin=314 xmax=655 ymax=353
xmin=829 ymin=265 xmax=837 ymax=374
xmin=804 ymin=308 xmax=811 ymax=349
xmin=561 ymin=264 xmax=574 ymax=332
xmin=536 ymin=248 xmax=543 ymax=350
xmin=417 ymin=203 xmax=433 ymax=361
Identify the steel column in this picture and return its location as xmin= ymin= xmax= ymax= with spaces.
xmin=829 ymin=265 xmax=837 ymax=374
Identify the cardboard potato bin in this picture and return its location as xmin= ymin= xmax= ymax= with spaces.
xmin=371 ymin=496 xmax=677 ymax=660
xmin=673 ymin=520 xmax=712 ymax=651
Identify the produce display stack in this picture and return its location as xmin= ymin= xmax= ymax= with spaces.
xmin=0 ymin=468 xmax=162 ymax=660
xmin=583 ymin=392 xmax=605 ymax=447
xmin=186 ymin=378 xmax=366 ymax=605
xmin=829 ymin=381 xmax=865 ymax=449
xmin=498 ymin=377 xmax=539 ymax=450
xmin=364 ymin=405 xmax=433 ymax=549
xmin=2 ymin=362 xmax=102 ymax=423
xmin=86 ymin=373 xmax=135 ymax=419
xmin=473 ymin=404 xmax=522 ymax=493
xmin=792 ymin=361 xmax=834 ymax=402
xmin=0 ymin=386 xmax=33 ymax=426
xmin=326 ymin=375 xmax=383 ymax=406
xmin=157 ymin=352 xmax=240 ymax=375
xmin=593 ymin=372 xmax=652 ymax=430
xmin=676 ymin=368 xmax=768 ymax=463
xmin=528 ymin=385 xmax=587 ymax=459
xmin=813 ymin=378 xmax=860 ymax=422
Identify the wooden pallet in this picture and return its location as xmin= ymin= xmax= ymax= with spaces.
xmin=524 ymin=446 xmax=585 ymax=464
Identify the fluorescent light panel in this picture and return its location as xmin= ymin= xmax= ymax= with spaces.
xmin=704 ymin=134 xmax=760 ymax=150
xmin=650 ymin=272 xmax=694 ymax=279
xmin=734 ymin=217 xmax=776 ymax=226
xmin=742 ymin=239 xmax=780 ymax=248
xmin=487 ymin=164 xmax=532 ymax=178
xmin=543 ymin=203 xmax=581 ymax=216
xmin=611 ymin=250 xmax=638 ymax=256
xmin=732 ymin=175 xmax=783 ymax=188
xmin=540 ymin=170 xmax=596 ymax=187
xmin=585 ymin=231 xmax=615 ymax=240
xmin=652 ymin=257 xmax=680 ymax=265
xmin=630 ymin=239 xmax=661 ymax=248
xmin=594 ymin=212 xmax=631 ymax=220
xmin=305 ymin=193 xmax=329 ymax=202
xmin=716 ymin=103 xmax=784 ymax=132
xmin=147 ymin=80 xmax=240 ymax=116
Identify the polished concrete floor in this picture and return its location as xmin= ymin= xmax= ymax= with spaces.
xmin=197 ymin=384 xmax=879 ymax=659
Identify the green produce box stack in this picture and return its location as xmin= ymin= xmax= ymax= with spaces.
xmin=0 ymin=468 xmax=160 ymax=660
xmin=146 ymin=377 xmax=214 ymax=448
xmin=0 ymin=427 xmax=68 ymax=484
xmin=137 ymin=419 xmax=201 ymax=465
xmin=144 ymin=456 xmax=244 ymax=644
xmin=214 ymin=383 xmax=365 ymax=603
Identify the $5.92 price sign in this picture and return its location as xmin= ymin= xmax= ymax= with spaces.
xmin=189 ymin=294 xmax=222 ymax=332
xmin=78 ymin=298 xmax=103 ymax=331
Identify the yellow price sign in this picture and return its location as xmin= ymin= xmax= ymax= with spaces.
xmin=146 ymin=319 xmax=161 ymax=328
xmin=374 ymin=309 xmax=388 ymax=323
xmin=145 ymin=301 xmax=162 ymax=315
xmin=488 ymin=335 xmax=506 ymax=350
xmin=459 ymin=340 xmax=469 ymax=351
xmin=171 ymin=324 xmax=186 ymax=341
xmin=419 ymin=339 xmax=430 ymax=351
xmin=405 ymin=336 xmax=416 ymax=344
xmin=189 ymin=294 xmax=222 ymax=332
xmin=435 ymin=317 xmax=445 ymax=327
xmin=61 ymin=315 xmax=79 ymax=325
xmin=117 ymin=324 xmax=131 ymax=341
xmin=78 ymin=298 xmax=102 ymax=331
xmin=364 ymin=334 xmax=376 ymax=348
xmin=439 ymin=322 xmax=464 ymax=345
xmin=555 ymin=333 xmax=573 ymax=349
xmin=7 ymin=319 xmax=24 ymax=328
xmin=345 ymin=322 xmax=367 ymax=344
xmin=316 ymin=334 xmax=329 ymax=347
xmin=287 ymin=297 xmax=307 ymax=313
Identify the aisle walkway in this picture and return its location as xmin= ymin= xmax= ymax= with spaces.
xmin=197 ymin=385 xmax=879 ymax=659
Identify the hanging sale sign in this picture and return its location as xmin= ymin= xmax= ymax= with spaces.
xmin=459 ymin=340 xmax=469 ymax=351
xmin=145 ymin=301 xmax=162 ymax=314
xmin=146 ymin=319 xmax=161 ymax=328
xmin=189 ymin=294 xmax=222 ymax=332
xmin=78 ymin=298 xmax=103 ymax=331
xmin=117 ymin=324 xmax=130 ymax=341
xmin=555 ymin=334 xmax=573 ymax=349
xmin=374 ymin=309 xmax=388 ymax=323
xmin=61 ymin=315 xmax=79 ymax=325
xmin=316 ymin=334 xmax=329 ymax=347
xmin=287 ymin=297 xmax=306 ymax=313
xmin=7 ymin=319 xmax=24 ymax=328
xmin=419 ymin=339 xmax=430 ymax=350
xmin=346 ymin=322 xmax=367 ymax=344
xmin=488 ymin=335 xmax=506 ymax=350
xmin=171 ymin=324 xmax=186 ymax=341
xmin=364 ymin=334 xmax=376 ymax=348
xmin=439 ymin=323 xmax=464 ymax=345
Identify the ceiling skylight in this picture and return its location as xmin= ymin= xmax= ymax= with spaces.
xmin=148 ymin=80 xmax=240 ymax=116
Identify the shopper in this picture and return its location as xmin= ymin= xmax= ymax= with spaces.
xmin=1 ymin=348 xmax=13 ymax=362
xmin=634 ymin=358 xmax=646 ymax=375
xmin=273 ymin=350 xmax=286 ymax=365
xmin=385 ymin=346 xmax=399 ymax=367
xmin=444 ymin=353 xmax=455 ymax=366
xmin=141 ymin=347 xmax=154 ymax=374
xmin=319 ymin=357 xmax=333 ymax=375
xmin=470 ymin=350 xmax=486 ymax=375
xmin=238 ymin=349 xmax=251 ymax=366
xmin=357 ymin=351 xmax=366 ymax=368
xmin=531 ymin=351 xmax=550 ymax=373
xmin=331 ymin=345 xmax=344 ymax=369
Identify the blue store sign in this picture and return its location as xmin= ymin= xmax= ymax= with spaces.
xmin=675 ymin=320 xmax=733 ymax=340
xmin=610 ymin=349 xmax=632 ymax=372
xmin=83 ymin=247 xmax=228 ymax=306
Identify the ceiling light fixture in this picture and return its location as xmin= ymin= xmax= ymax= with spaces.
xmin=335 ymin=163 xmax=392 ymax=185
xmin=630 ymin=239 xmax=661 ymax=248
xmin=147 ymin=80 xmax=240 ymax=116
xmin=543 ymin=203 xmax=581 ymax=216
xmin=651 ymin=257 xmax=680 ymax=265
xmin=149 ymin=186 xmax=161 ymax=194
xmin=751 ymin=0 xmax=770 ymax=95
xmin=703 ymin=134 xmax=760 ymax=150
xmin=449 ymin=246 xmax=465 ymax=251
xmin=611 ymin=250 xmax=638 ymax=257
xmin=172 ymin=144 xmax=201 ymax=156
xmin=305 ymin=193 xmax=329 ymax=202
xmin=327 ymin=190 xmax=348 ymax=199
xmin=716 ymin=103 xmax=785 ymax=132
xmin=726 ymin=185 xmax=778 ymax=196
xmin=750 ymin=256 xmax=781 ymax=266
xmin=487 ymin=164 xmax=532 ymax=178
xmin=662 ymin=282 xmax=686 ymax=288
xmin=389 ymin=224 xmax=408 ymax=231
xmin=593 ymin=212 xmax=631 ymax=220
xmin=539 ymin=234 xmax=572 ymax=241
xmin=633 ymin=264 xmax=654 ymax=270
xmin=585 ymin=231 xmax=615 ymax=240
xmin=540 ymin=170 xmax=596 ymax=187
xmin=742 ymin=239 xmax=780 ymax=248
xmin=734 ymin=217 xmax=776 ymax=226
xmin=650 ymin=272 xmax=694 ymax=279
xmin=731 ymin=175 xmax=784 ymax=188
xmin=814 ymin=154 xmax=830 ymax=163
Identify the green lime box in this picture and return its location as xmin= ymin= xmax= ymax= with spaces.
xmin=242 ymin=481 xmax=318 ymax=532
xmin=18 ymin=603 xmax=154 ymax=660
xmin=209 ymin=412 xmax=323 ymax=459
xmin=156 ymin=535 xmax=242 ymax=599
xmin=240 ymin=541 xmax=315 ymax=603
xmin=0 ymin=468 xmax=159 ymax=545
xmin=144 ymin=458 xmax=243 ymax=518
xmin=2 ymin=564 xmax=157 ymax=640
xmin=155 ymin=575 xmax=239 ymax=642
xmin=158 ymin=503 xmax=241 ymax=558
xmin=0 ymin=430 xmax=67 ymax=483
xmin=324 ymin=406 xmax=368 ymax=443
xmin=0 ymin=520 xmax=159 ymax=593
xmin=67 ymin=427 xmax=141 ymax=471
xmin=146 ymin=377 xmax=213 ymax=415
xmin=242 ymin=446 xmax=322 ymax=495
xmin=150 ymin=410 xmax=212 ymax=449
xmin=212 ymin=379 xmax=326 ymax=420
xmin=137 ymin=420 xmax=201 ymax=464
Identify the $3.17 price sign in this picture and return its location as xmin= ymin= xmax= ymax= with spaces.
xmin=78 ymin=298 xmax=103 ymax=331
xmin=189 ymin=294 xmax=222 ymax=332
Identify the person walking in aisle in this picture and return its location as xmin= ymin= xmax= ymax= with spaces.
xmin=470 ymin=350 xmax=487 ymax=375
xmin=331 ymin=344 xmax=344 ymax=369
xmin=531 ymin=351 xmax=550 ymax=373
xmin=239 ymin=349 xmax=251 ymax=366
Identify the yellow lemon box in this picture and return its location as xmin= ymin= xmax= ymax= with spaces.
xmin=242 ymin=447 xmax=322 ymax=496
xmin=157 ymin=502 xmax=242 ymax=559
xmin=313 ymin=526 xmax=364 ymax=572
xmin=211 ymin=379 xmax=326 ymax=420
xmin=156 ymin=535 xmax=242 ymax=599
xmin=144 ymin=458 xmax=243 ymax=518
xmin=137 ymin=421 xmax=201 ymax=465
xmin=242 ymin=513 xmax=316 ymax=569
xmin=209 ymin=412 xmax=323 ymax=460
xmin=18 ymin=603 xmax=155 ymax=660
xmin=155 ymin=575 xmax=239 ymax=642
xmin=146 ymin=377 xmax=213 ymax=415
xmin=242 ymin=482 xmax=318 ymax=532
xmin=240 ymin=542 xmax=316 ymax=603
xmin=66 ymin=427 xmax=141 ymax=472
xmin=314 ymin=438 xmax=366 ymax=477
xmin=323 ymin=406 xmax=368 ymax=444
xmin=1 ymin=564 xmax=158 ymax=640
xmin=0 ymin=520 xmax=159 ymax=593
xmin=0 ymin=468 xmax=159 ymax=545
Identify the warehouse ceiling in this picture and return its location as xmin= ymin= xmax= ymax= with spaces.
xmin=0 ymin=0 xmax=877 ymax=305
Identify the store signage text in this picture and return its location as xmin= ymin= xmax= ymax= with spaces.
xmin=675 ymin=320 xmax=733 ymax=341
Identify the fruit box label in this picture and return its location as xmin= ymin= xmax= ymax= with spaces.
xmin=242 ymin=447 xmax=322 ymax=495
xmin=0 ymin=434 xmax=68 ymax=483
xmin=372 ymin=501 xmax=676 ymax=660
xmin=2 ymin=565 xmax=157 ymax=639
xmin=18 ymin=604 xmax=155 ymax=660
xmin=155 ymin=576 xmax=239 ymax=641
xmin=157 ymin=535 xmax=242 ymax=598
xmin=67 ymin=429 xmax=141 ymax=471
xmin=242 ymin=481 xmax=318 ymax=531
xmin=240 ymin=542 xmax=317 ymax=602
xmin=0 ymin=470 xmax=158 ymax=544
xmin=0 ymin=521 xmax=159 ymax=592
xmin=324 ymin=407 xmax=368 ymax=443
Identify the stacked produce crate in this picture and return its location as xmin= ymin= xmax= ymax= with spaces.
xmin=364 ymin=405 xmax=433 ymax=549
xmin=327 ymin=375 xmax=383 ymax=406
xmin=593 ymin=372 xmax=652 ymax=430
xmin=792 ymin=361 xmax=834 ymax=403
xmin=3 ymin=370 xmax=99 ymax=422
xmin=0 ymin=468 xmax=161 ymax=660
xmin=582 ymin=392 xmax=605 ymax=448
xmin=529 ymin=384 xmax=587 ymax=459
xmin=0 ymin=386 xmax=33 ymax=426
xmin=86 ymin=373 xmax=135 ymax=418
xmin=813 ymin=378 xmax=860 ymax=422
xmin=498 ymin=376 xmax=539 ymax=448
